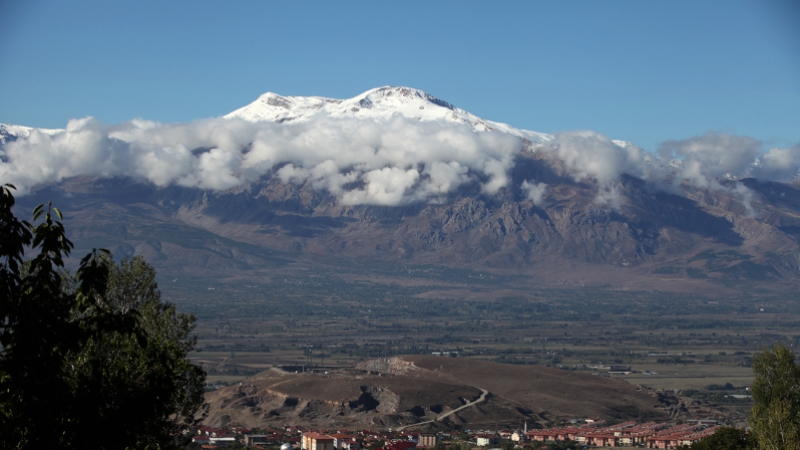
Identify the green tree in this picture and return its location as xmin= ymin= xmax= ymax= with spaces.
xmin=750 ymin=343 xmax=800 ymax=450
xmin=66 ymin=255 xmax=207 ymax=449
xmin=0 ymin=184 xmax=126 ymax=448
xmin=680 ymin=427 xmax=754 ymax=450
xmin=0 ymin=184 xmax=206 ymax=449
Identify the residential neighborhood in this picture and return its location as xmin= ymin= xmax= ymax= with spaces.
xmin=191 ymin=419 xmax=725 ymax=449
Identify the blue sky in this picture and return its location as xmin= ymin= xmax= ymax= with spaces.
xmin=1 ymin=0 xmax=798 ymax=152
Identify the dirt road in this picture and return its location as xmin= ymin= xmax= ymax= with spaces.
xmin=397 ymin=388 xmax=489 ymax=431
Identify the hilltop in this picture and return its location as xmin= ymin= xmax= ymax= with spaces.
xmin=202 ymin=356 xmax=672 ymax=429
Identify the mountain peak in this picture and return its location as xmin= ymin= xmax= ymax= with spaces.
xmin=224 ymin=86 xmax=551 ymax=143
xmin=226 ymin=91 xmax=338 ymax=123
xmin=254 ymin=92 xmax=291 ymax=108
xmin=355 ymin=86 xmax=456 ymax=110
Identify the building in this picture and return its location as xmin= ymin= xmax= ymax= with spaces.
xmin=330 ymin=434 xmax=358 ymax=449
xmin=303 ymin=432 xmax=336 ymax=450
xmin=209 ymin=437 xmax=236 ymax=446
xmin=476 ymin=435 xmax=501 ymax=446
xmin=418 ymin=434 xmax=439 ymax=447
xmin=524 ymin=422 xmax=720 ymax=449
xmin=245 ymin=435 xmax=270 ymax=447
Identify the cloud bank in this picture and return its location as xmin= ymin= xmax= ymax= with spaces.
xmin=1 ymin=116 xmax=522 ymax=205
xmin=0 ymin=115 xmax=798 ymax=207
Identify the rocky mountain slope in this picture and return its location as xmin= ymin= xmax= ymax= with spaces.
xmin=15 ymin=156 xmax=800 ymax=294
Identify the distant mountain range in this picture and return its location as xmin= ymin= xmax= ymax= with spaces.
xmin=3 ymin=87 xmax=800 ymax=294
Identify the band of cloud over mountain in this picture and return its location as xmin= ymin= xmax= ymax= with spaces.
xmin=1 ymin=88 xmax=798 ymax=209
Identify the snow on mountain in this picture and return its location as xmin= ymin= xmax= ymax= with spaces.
xmin=225 ymin=86 xmax=554 ymax=144
xmin=0 ymin=86 xmax=621 ymax=150
xmin=0 ymin=123 xmax=63 ymax=144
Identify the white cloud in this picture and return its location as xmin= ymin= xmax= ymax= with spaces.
xmin=0 ymin=114 xmax=523 ymax=205
xmin=659 ymin=132 xmax=761 ymax=183
xmin=1 ymin=112 xmax=797 ymax=209
xmin=753 ymin=145 xmax=800 ymax=181
xmin=538 ymin=131 xmax=655 ymax=206
xmin=730 ymin=182 xmax=758 ymax=218
xmin=521 ymin=180 xmax=547 ymax=205
xmin=424 ymin=161 xmax=469 ymax=193
xmin=543 ymin=131 xmax=653 ymax=185
xmin=276 ymin=163 xmax=310 ymax=184
xmin=340 ymin=167 xmax=420 ymax=206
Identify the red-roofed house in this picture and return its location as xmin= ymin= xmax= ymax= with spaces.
xmin=303 ymin=432 xmax=336 ymax=450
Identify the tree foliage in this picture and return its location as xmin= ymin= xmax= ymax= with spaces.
xmin=681 ymin=426 xmax=754 ymax=450
xmin=0 ymin=184 xmax=206 ymax=449
xmin=66 ymin=255 xmax=208 ymax=448
xmin=750 ymin=343 xmax=800 ymax=450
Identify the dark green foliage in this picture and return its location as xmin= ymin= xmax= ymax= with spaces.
xmin=66 ymin=255 xmax=208 ymax=449
xmin=0 ymin=184 xmax=206 ymax=449
xmin=750 ymin=343 xmax=800 ymax=450
xmin=681 ymin=427 xmax=754 ymax=450
xmin=0 ymin=184 xmax=119 ymax=448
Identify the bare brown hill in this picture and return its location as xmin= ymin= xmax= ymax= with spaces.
xmin=203 ymin=356 xmax=669 ymax=430
xmin=401 ymin=356 xmax=662 ymax=423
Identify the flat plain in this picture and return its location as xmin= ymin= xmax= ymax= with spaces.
xmin=169 ymin=256 xmax=795 ymax=426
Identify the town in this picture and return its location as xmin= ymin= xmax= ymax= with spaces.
xmin=191 ymin=419 xmax=723 ymax=449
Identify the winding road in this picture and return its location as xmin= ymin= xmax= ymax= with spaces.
xmin=396 ymin=388 xmax=489 ymax=431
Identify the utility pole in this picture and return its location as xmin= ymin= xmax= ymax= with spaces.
xmin=304 ymin=345 xmax=313 ymax=372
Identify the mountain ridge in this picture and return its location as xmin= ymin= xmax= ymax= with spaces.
xmin=3 ymin=87 xmax=800 ymax=294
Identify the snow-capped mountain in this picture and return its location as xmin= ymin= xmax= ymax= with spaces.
xmin=4 ymin=86 xmax=800 ymax=294
xmin=225 ymin=86 xmax=553 ymax=144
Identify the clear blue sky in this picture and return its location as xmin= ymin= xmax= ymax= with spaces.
xmin=1 ymin=0 xmax=798 ymax=152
